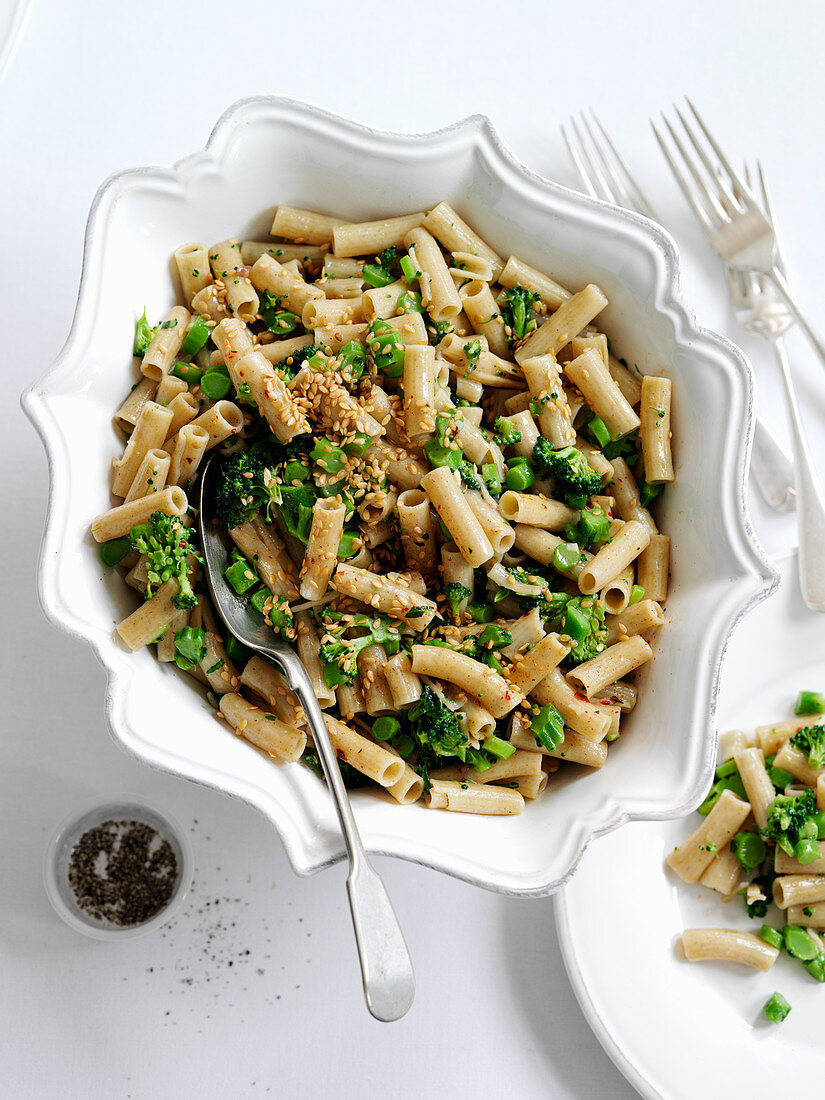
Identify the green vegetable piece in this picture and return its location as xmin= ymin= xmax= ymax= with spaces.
xmin=171 ymin=361 xmax=203 ymax=386
xmin=424 ymin=439 xmax=462 ymax=472
xmin=399 ymin=254 xmax=420 ymax=283
xmin=128 ymin=511 xmax=201 ymax=609
xmin=804 ymin=954 xmax=825 ymax=982
xmin=311 ymin=437 xmax=347 ymax=474
xmin=500 ymin=285 xmax=540 ymax=342
xmin=588 ymin=415 xmax=611 ymax=449
xmin=407 ymin=685 xmax=468 ymax=760
xmin=224 ymin=634 xmax=252 ymax=663
xmin=494 ymin=417 xmax=522 ymax=446
xmin=133 ymin=309 xmax=156 ymax=356
xmin=468 ymin=602 xmax=494 ymax=623
xmin=730 ymin=831 xmax=767 ymax=871
xmin=362 ymin=263 xmax=396 ymax=288
xmin=180 ymin=315 xmax=211 ymax=356
xmin=173 ymin=626 xmax=206 ymax=671
xmin=762 ymin=788 xmax=817 ymax=855
xmin=531 ymin=703 xmax=565 ymax=752
xmin=225 ymin=557 xmax=258 ymax=595
xmin=697 ymin=774 xmax=748 ymax=815
xmin=505 ymin=462 xmax=534 ymax=491
xmin=249 ymin=587 xmax=270 ymax=615
xmin=445 ymin=582 xmax=472 ymax=620
xmin=283 ymin=460 xmax=309 ymax=484
xmin=478 ymin=624 xmax=513 ymax=649
xmin=762 ymin=992 xmax=792 ymax=1024
xmin=639 ymin=478 xmax=665 ymax=509
xmin=483 ymin=735 xmax=516 ymax=761
xmin=396 ymin=290 xmax=423 ymax=314
xmin=343 ymin=432 xmax=372 ymax=457
xmin=794 ymin=837 xmax=821 ymax=865
xmin=628 ymin=584 xmax=645 ymax=605
xmin=811 ymin=809 xmax=825 ymax=839
xmin=372 ymin=716 xmax=401 ymax=742
xmin=367 ymin=319 xmax=406 ymax=378
xmin=481 ymin=463 xmax=502 ymax=498
xmin=532 ymin=439 xmax=602 ymax=509
xmin=769 ymin=764 xmax=795 ymax=789
xmin=552 ymin=541 xmax=583 ymax=574
xmin=715 ymin=758 xmax=739 ymax=779
xmin=200 ymin=370 xmax=232 ymax=400
xmin=337 ymin=531 xmax=359 ymax=559
xmin=790 ymin=724 xmax=825 ymax=769
xmin=784 ymin=925 xmax=820 ymax=960
xmin=795 ymin=690 xmax=825 ymax=716
xmin=99 ymin=537 xmax=132 ymax=567
xmin=562 ymin=505 xmax=610 ymax=550
xmin=759 ymin=925 xmax=784 ymax=950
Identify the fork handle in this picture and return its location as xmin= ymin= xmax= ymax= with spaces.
xmin=769 ymin=268 xmax=825 ymax=372
xmin=751 ymin=417 xmax=795 ymax=511
xmin=773 ymin=335 xmax=825 ymax=612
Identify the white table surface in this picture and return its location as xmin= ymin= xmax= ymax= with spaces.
xmin=4 ymin=1 xmax=825 ymax=1097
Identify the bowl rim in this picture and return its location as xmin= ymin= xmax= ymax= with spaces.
xmin=21 ymin=94 xmax=779 ymax=896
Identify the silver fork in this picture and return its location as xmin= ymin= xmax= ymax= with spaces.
xmin=727 ymin=164 xmax=825 ymax=612
xmin=652 ymin=99 xmax=825 ymax=371
xmin=561 ymin=110 xmax=795 ymax=513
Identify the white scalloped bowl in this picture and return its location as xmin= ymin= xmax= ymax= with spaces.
xmin=22 ymin=96 xmax=778 ymax=896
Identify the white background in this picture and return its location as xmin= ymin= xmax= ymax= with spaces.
xmin=3 ymin=1 xmax=825 ymax=1097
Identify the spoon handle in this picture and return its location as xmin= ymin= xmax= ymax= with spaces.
xmin=268 ymin=649 xmax=415 ymax=1021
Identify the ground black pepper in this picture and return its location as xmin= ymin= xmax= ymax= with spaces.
xmin=67 ymin=819 xmax=178 ymax=926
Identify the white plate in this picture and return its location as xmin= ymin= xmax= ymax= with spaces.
xmin=556 ymin=553 xmax=824 ymax=1099
xmin=22 ymin=96 xmax=776 ymax=895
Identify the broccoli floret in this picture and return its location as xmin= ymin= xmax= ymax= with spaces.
xmin=532 ymin=439 xmax=603 ymax=509
xmin=500 ymin=285 xmax=541 ymax=343
xmin=376 ymin=245 xmax=397 ymax=273
xmin=317 ymin=613 xmax=400 ymax=688
xmin=426 ymin=317 xmax=451 ymax=345
xmin=494 ymin=416 xmax=523 ymax=446
xmin=129 ymin=512 xmax=201 ymax=610
xmin=445 ymin=582 xmax=471 ymax=621
xmin=282 ymin=342 xmax=320 ymax=377
xmin=407 ymin=686 xmax=469 ymax=760
xmin=464 ymin=337 xmax=482 ymax=372
xmin=790 ymin=724 xmax=825 ymax=770
xmin=213 ymin=443 xmax=312 ymax=530
xmin=460 ymin=460 xmax=482 ymax=490
xmin=303 ymin=748 xmax=369 ymax=789
xmin=762 ymin=789 xmax=817 ymax=856
xmin=213 ymin=448 xmax=277 ymax=530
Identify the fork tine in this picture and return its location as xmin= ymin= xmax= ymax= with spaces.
xmin=756 ymin=160 xmax=789 ymax=277
xmin=673 ymin=105 xmax=740 ymax=214
xmin=651 ymin=120 xmax=716 ymax=235
xmin=581 ymin=112 xmax=629 ymax=207
xmin=653 ymin=115 xmax=726 ymax=233
xmin=589 ymin=111 xmax=658 ymax=220
xmin=685 ymin=97 xmax=754 ymax=201
xmin=571 ymin=114 xmax=616 ymax=203
xmin=560 ymin=122 xmax=600 ymax=201
xmin=662 ymin=113 xmax=729 ymax=224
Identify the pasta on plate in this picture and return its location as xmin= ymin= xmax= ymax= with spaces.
xmin=93 ymin=201 xmax=675 ymax=816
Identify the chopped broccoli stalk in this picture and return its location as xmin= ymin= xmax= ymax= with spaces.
xmin=795 ymin=690 xmax=825 ymax=716
xmin=602 ymin=431 xmax=638 ymax=462
xmin=180 ymin=315 xmax=211 ymax=356
xmin=338 ymin=340 xmax=367 ymax=382
xmin=173 ymin=626 xmax=206 ymax=670
xmin=129 ymin=512 xmax=201 ymax=609
xmin=225 ymin=556 xmax=258 ymax=595
xmin=445 ymin=582 xmax=471 ymax=620
xmin=494 ymin=416 xmax=522 ymax=446
xmin=587 ymin=415 xmax=611 ymax=449
xmin=259 ymin=289 xmax=300 ymax=336
xmin=639 ymin=477 xmax=665 ymax=510
xmin=366 ymin=319 xmax=405 ymax=377
xmin=531 ymin=703 xmax=565 ymax=752
xmin=532 ymin=439 xmax=602 ymax=509
xmin=762 ymin=789 xmax=818 ymax=856
xmin=790 ymin=724 xmax=825 ymax=769
xmin=763 ymin=993 xmax=792 ymax=1024
xmin=731 ymin=830 xmax=767 ymax=871
xmin=484 ymin=734 xmax=516 ymax=761
xmin=563 ymin=505 xmax=610 ymax=550
xmin=698 ymin=772 xmax=748 ymax=815
xmin=407 ymin=686 xmax=469 ymax=760
xmin=500 ymin=285 xmax=541 ymax=342
xmin=482 ymin=463 xmax=502 ymax=497
xmin=397 ymin=290 xmax=423 ymax=314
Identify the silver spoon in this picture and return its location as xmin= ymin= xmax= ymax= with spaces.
xmin=197 ymin=455 xmax=415 ymax=1022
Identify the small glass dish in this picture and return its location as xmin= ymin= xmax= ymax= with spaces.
xmin=43 ymin=797 xmax=193 ymax=940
